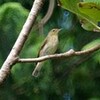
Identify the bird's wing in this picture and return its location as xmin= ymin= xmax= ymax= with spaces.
xmin=37 ymin=38 xmax=48 ymax=57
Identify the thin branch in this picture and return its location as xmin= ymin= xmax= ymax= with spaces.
xmin=0 ymin=0 xmax=44 ymax=84
xmin=40 ymin=0 xmax=55 ymax=25
xmin=18 ymin=45 xmax=100 ymax=63
xmin=18 ymin=49 xmax=75 ymax=63
xmin=75 ymin=44 xmax=100 ymax=55
xmin=33 ymin=0 xmax=55 ymax=33
xmin=38 ymin=0 xmax=55 ymax=34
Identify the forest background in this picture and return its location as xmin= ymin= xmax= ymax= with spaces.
xmin=0 ymin=0 xmax=100 ymax=100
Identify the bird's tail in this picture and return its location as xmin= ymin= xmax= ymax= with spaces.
xmin=32 ymin=62 xmax=44 ymax=77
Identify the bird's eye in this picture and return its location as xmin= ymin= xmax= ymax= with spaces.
xmin=52 ymin=29 xmax=55 ymax=32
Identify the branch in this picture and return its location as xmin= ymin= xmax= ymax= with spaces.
xmin=0 ymin=0 xmax=44 ymax=84
xmin=18 ymin=45 xmax=100 ymax=63
xmin=33 ymin=0 xmax=55 ymax=33
xmin=38 ymin=0 xmax=55 ymax=34
xmin=40 ymin=0 xmax=55 ymax=25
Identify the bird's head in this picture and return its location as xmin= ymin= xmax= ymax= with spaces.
xmin=48 ymin=28 xmax=62 ymax=36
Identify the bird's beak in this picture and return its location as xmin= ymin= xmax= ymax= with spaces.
xmin=58 ymin=28 xmax=62 ymax=32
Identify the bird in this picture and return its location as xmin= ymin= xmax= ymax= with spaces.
xmin=32 ymin=28 xmax=61 ymax=77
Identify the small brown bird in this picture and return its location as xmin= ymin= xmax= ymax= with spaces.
xmin=32 ymin=28 xmax=61 ymax=77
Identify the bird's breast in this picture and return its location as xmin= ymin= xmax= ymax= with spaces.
xmin=41 ymin=35 xmax=58 ymax=55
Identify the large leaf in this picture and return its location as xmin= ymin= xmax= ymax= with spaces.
xmin=78 ymin=2 xmax=100 ymax=31
xmin=59 ymin=0 xmax=100 ymax=32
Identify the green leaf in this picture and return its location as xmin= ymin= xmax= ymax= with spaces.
xmin=78 ymin=2 xmax=100 ymax=31
xmin=82 ymin=38 xmax=100 ymax=50
xmin=59 ymin=0 xmax=100 ymax=32
xmin=82 ymin=39 xmax=100 ymax=63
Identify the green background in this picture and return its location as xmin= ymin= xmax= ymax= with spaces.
xmin=0 ymin=0 xmax=100 ymax=100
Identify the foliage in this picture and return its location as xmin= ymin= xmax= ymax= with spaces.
xmin=60 ymin=0 xmax=100 ymax=32
xmin=0 ymin=2 xmax=28 ymax=62
xmin=0 ymin=0 xmax=33 ymax=9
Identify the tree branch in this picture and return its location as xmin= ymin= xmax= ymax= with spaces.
xmin=18 ymin=45 xmax=100 ymax=63
xmin=38 ymin=0 xmax=55 ymax=34
xmin=0 ymin=0 xmax=44 ymax=84
xmin=33 ymin=0 xmax=55 ymax=33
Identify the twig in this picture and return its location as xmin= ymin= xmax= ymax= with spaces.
xmin=0 ymin=0 xmax=44 ymax=84
xmin=33 ymin=0 xmax=55 ymax=33
xmin=18 ymin=45 xmax=100 ymax=63
xmin=40 ymin=0 xmax=55 ymax=25
xmin=38 ymin=0 xmax=55 ymax=34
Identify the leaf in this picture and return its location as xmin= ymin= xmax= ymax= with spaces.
xmin=83 ymin=0 xmax=100 ymax=4
xmin=78 ymin=2 xmax=100 ymax=31
xmin=82 ymin=38 xmax=100 ymax=50
xmin=82 ymin=39 xmax=100 ymax=63
xmin=59 ymin=0 xmax=100 ymax=32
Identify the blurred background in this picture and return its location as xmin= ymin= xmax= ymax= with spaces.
xmin=0 ymin=0 xmax=100 ymax=100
